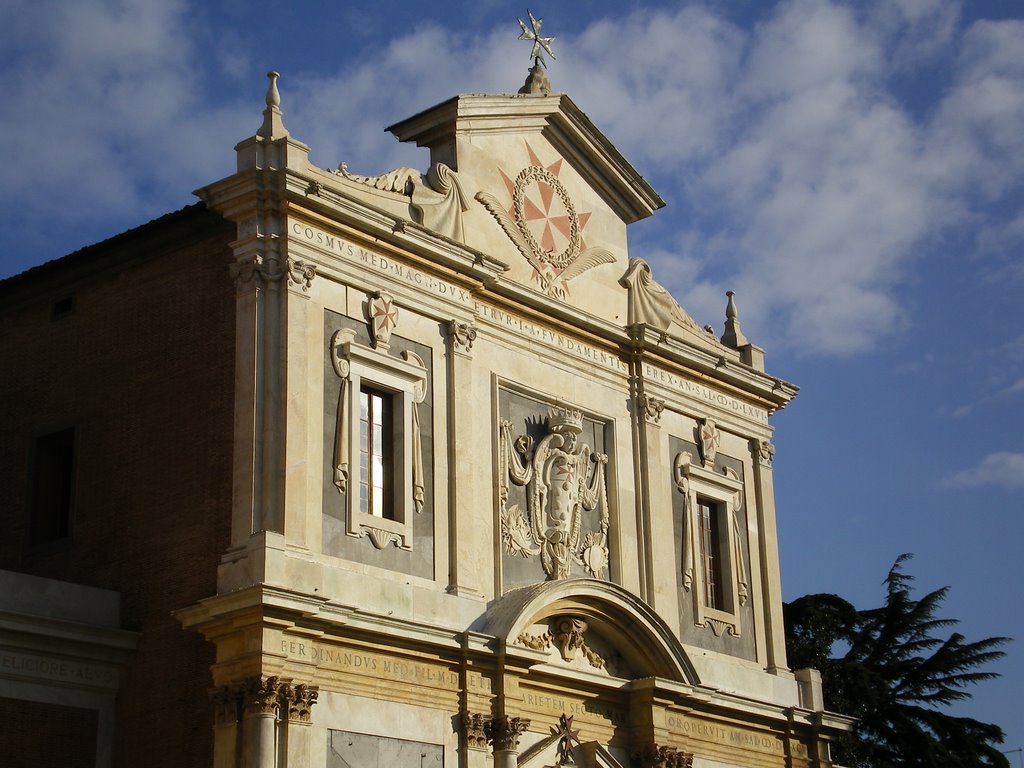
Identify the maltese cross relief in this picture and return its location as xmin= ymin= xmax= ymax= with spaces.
xmin=476 ymin=142 xmax=614 ymax=300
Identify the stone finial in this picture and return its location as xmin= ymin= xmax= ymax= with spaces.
xmin=720 ymin=290 xmax=749 ymax=349
xmin=519 ymin=62 xmax=552 ymax=95
xmin=257 ymin=71 xmax=289 ymax=139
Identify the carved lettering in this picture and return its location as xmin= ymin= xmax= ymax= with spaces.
xmin=665 ymin=716 xmax=784 ymax=754
xmin=644 ymin=364 xmax=769 ymax=423
xmin=475 ymin=303 xmax=629 ymax=374
xmin=0 ymin=652 xmax=117 ymax=686
xmin=520 ymin=691 xmax=627 ymax=726
xmin=289 ymin=222 xmax=471 ymax=303
xmin=279 ymin=641 xmax=459 ymax=687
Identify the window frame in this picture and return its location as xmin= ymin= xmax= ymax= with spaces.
xmin=332 ymin=329 xmax=426 ymax=551
xmin=674 ymin=452 xmax=745 ymax=636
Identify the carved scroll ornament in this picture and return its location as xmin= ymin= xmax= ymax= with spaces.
xmin=336 ymin=161 xmax=470 ymax=243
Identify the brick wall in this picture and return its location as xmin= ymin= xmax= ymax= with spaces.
xmin=0 ymin=696 xmax=99 ymax=768
xmin=0 ymin=205 xmax=237 ymax=767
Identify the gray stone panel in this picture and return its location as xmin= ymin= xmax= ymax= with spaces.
xmin=322 ymin=310 xmax=435 ymax=579
xmin=327 ymin=730 xmax=443 ymax=768
xmin=498 ymin=387 xmax=614 ymax=591
xmin=670 ymin=437 xmax=756 ymax=661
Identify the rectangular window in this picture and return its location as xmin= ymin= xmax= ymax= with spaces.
xmin=359 ymin=387 xmax=393 ymax=520
xmin=697 ymin=498 xmax=725 ymax=611
xmin=30 ymin=428 xmax=76 ymax=547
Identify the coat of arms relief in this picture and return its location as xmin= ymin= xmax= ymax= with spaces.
xmin=498 ymin=406 xmax=611 ymax=581
xmin=477 ymin=142 xmax=614 ymax=299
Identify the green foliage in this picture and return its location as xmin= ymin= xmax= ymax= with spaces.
xmin=784 ymin=554 xmax=1010 ymax=768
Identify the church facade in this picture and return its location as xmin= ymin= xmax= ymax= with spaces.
xmin=0 ymin=65 xmax=849 ymax=768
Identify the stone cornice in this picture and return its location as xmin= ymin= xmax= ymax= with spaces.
xmin=198 ymin=161 xmax=795 ymax=416
xmin=175 ymin=583 xmax=467 ymax=653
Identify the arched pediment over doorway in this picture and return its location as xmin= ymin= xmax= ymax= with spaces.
xmin=483 ymin=578 xmax=700 ymax=686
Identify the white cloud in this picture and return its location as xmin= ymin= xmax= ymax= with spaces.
xmin=945 ymin=452 xmax=1024 ymax=490
xmin=2 ymin=0 xmax=1023 ymax=361
xmin=0 ymin=0 xmax=251 ymax=232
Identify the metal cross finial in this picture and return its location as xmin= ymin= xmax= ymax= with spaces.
xmin=518 ymin=9 xmax=556 ymax=68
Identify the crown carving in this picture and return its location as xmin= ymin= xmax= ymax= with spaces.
xmin=548 ymin=406 xmax=583 ymax=434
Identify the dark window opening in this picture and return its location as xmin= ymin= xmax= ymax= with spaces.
xmin=359 ymin=387 xmax=393 ymax=520
xmin=52 ymin=295 xmax=75 ymax=318
xmin=697 ymin=497 xmax=726 ymax=611
xmin=30 ymin=428 xmax=76 ymax=547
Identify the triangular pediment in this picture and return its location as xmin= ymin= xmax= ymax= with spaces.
xmin=518 ymin=734 xmax=627 ymax=768
xmin=386 ymin=93 xmax=665 ymax=322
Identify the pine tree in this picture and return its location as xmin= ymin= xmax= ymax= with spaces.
xmin=785 ymin=555 xmax=1010 ymax=767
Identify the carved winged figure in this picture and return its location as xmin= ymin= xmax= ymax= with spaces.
xmin=498 ymin=408 xmax=610 ymax=580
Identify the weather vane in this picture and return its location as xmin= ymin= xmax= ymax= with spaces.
xmin=518 ymin=9 xmax=556 ymax=68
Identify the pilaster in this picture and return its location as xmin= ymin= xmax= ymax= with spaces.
xmin=241 ymin=676 xmax=280 ymax=768
xmin=751 ymin=438 xmax=789 ymax=673
xmin=486 ymin=714 xmax=531 ymax=768
xmin=636 ymin=390 xmax=673 ymax=611
xmin=446 ymin=318 xmax=485 ymax=597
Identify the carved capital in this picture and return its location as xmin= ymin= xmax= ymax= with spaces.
xmin=242 ymin=676 xmax=282 ymax=717
xmin=633 ymin=745 xmax=694 ymax=768
xmin=232 ymin=256 xmax=264 ymax=288
xmin=211 ymin=684 xmax=243 ymax=726
xmin=757 ymin=439 xmax=775 ymax=467
xmin=463 ymin=712 xmax=490 ymax=751
xmin=485 ymin=715 xmax=531 ymax=752
xmin=639 ymin=394 xmax=665 ymax=424
xmin=286 ymin=258 xmax=317 ymax=291
xmin=448 ymin=319 xmax=478 ymax=353
xmin=280 ymin=682 xmax=319 ymax=723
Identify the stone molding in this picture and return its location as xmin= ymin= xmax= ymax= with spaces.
xmin=367 ymin=290 xmax=399 ymax=349
xmin=243 ymin=676 xmax=282 ymax=716
xmin=498 ymin=406 xmax=611 ymax=581
xmin=757 ymin=439 xmax=776 ymax=468
xmin=280 ymin=682 xmax=319 ymax=723
xmin=697 ymin=418 xmax=720 ymax=467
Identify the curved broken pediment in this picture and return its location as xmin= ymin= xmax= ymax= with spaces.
xmin=484 ymin=578 xmax=700 ymax=686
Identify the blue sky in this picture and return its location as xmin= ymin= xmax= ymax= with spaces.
xmin=2 ymin=0 xmax=1022 ymax=755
